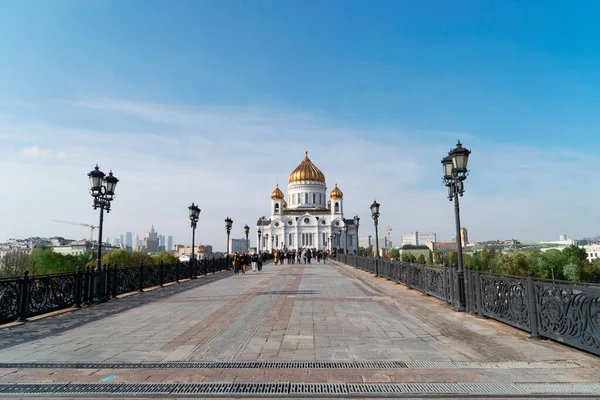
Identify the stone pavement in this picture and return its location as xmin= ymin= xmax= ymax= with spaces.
xmin=1 ymin=260 xmax=599 ymax=398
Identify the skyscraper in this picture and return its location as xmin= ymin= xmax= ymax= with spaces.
xmin=143 ymin=225 xmax=160 ymax=252
xmin=120 ymin=234 xmax=125 ymax=248
xmin=126 ymin=232 xmax=133 ymax=248
xmin=159 ymin=235 xmax=165 ymax=248
xmin=167 ymin=236 xmax=173 ymax=252
xmin=134 ymin=234 xmax=140 ymax=250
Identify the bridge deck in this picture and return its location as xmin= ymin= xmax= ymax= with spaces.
xmin=1 ymin=261 xmax=599 ymax=397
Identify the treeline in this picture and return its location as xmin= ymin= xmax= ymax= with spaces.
xmin=388 ymin=245 xmax=599 ymax=283
xmin=0 ymin=248 xmax=178 ymax=279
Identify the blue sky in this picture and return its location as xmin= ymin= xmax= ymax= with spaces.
xmin=1 ymin=1 xmax=599 ymax=248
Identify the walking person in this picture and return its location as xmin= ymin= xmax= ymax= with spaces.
xmin=251 ymin=252 xmax=258 ymax=272
xmin=233 ymin=252 xmax=240 ymax=275
xmin=258 ymin=252 xmax=263 ymax=271
xmin=241 ymin=252 xmax=248 ymax=274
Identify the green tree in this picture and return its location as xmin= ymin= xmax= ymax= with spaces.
xmin=417 ymin=254 xmax=426 ymax=264
xmin=562 ymin=245 xmax=587 ymax=263
xmin=401 ymin=254 xmax=409 ymax=262
xmin=433 ymin=251 xmax=442 ymax=265
xmin=153 ymin=251 xmax=177 ymax=265
xmin=562 ymin=262 xmax=581 ymax=282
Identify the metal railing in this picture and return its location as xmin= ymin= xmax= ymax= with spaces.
xmin=0 ymin=256 xmax=232 ymax=324
xmin=340 ymin=254 xmax=600 ymax=356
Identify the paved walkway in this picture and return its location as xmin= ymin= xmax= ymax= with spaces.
xmin=1 ymin=261 xmax=599 ymax=398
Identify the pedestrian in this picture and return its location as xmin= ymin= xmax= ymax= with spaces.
xmin=251 ymin=252 xmax=258 ymax=272
xmin=241 ymin=252 xmax=248 ymax=274
xmin=258 ymin=252 xmax=263 ymax=271
xmin=307 ymin=248 xmax=312 ymax=264
xmin=233 ymin=253 xmax=240 ymax=275
xmin=296 ymin=250 xmax=301 ymax=264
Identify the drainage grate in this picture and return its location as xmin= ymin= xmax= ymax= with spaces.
xmin=1 ymin=382 xmax=599 ymax=396
xmin=0 ymin=360 xmax=583 ymax=370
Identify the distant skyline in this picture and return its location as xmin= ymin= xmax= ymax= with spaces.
xmin=1 ymin=1 xmax=599 ymax=250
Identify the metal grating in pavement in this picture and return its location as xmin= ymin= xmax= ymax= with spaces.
xmin=1 ymin=382 xmax=600 ymax=397
xmin=0 ymin=359 xmax=583 ymax=370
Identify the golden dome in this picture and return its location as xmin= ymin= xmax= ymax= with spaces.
xmin=288 ymin=152 xmax=326 ymax=183
xmin=282 ymin=199 xmax=288 ymax=208
xmin=330 ymin=184 xmax=343 ymax=199
xmin=271 ymin=184 xmax=284 ymax=200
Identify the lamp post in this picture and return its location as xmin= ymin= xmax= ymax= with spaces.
xmin=257 ymin=229 xmax=262 ymax=252
xmin=88 ymin=166 xmax=118 ymax=267
xmin=343 ymin=225 xmax=348 ymax=254
xmin=265 ymin=233 xmax=269 ymax=252
xmin=354 ymin=215 xmax=360 ymax=255
xmin=244 ymin=224 xmax=250 ymax=252
xmin=370 ymin=200 xmax=380 ymax=259
xmin=225 ymin=217 xmax=233 ymax=255
xmin=88 ymin=165 xmax=118 ymax=303
xmin=189 ymin=203 xmax=201 ymax=279
xmin=271 ymin=235 xmax=274 ymax=251
xmin=441 ymin=140 xmax=471 ymax=312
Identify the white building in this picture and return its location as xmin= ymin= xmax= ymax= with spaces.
xmin=585 ymin=244 xmax=600 ymax=263
xmin=257 ymin=152 xmax=358 ymax=253
xmin=401 ymin=232 xmax=437 ymax=246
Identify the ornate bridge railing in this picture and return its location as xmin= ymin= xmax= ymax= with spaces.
xmin=339 ymin=254 xmax=600 ymax=356
xmin=0 ymin=257 xmax=231 ymax=325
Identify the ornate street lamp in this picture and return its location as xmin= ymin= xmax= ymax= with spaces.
xmin=244 ymin=224 xmax=250 ymax=252
xmin=370 ymin=200 xmax=380 ymax=259
xmin=189 ymin=203 xmax=201 ymax=279
xmin=264 ymin=233 xmax=269 ymax=252
xmin=441 ymin=140 xmax=471 ymax=312
xmin=354 ymin=215 xmax=360 ymax=254
xmin=225 ymin=217 xmax=233 ymax=255
xmin=342 ymin=225 xmax=348 ymax=254
xmin=257 ymin=229 xmax=262 ymax=252
xmin=88 ymin=165 xmax=118 ymax=303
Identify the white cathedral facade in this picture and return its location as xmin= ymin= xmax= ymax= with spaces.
xmin=256 ymin=152 xmax=358 ymax=253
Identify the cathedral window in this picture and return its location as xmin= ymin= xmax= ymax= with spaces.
xmin=335 ymin=202 xmax=339 ymax=213
xmin=312 ymin=193 xmax=316 ymax=204
xmin=305 ymin=193 xmax=308 ymax=204
xmin=274 ymin=203 xmax=279 ymax=213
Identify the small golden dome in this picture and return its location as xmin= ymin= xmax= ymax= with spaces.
xmin=282 ymin=199 xmax=287 ymax=208
xmin=330 ymin=184 xmax=343 ymax=199
xmin=271 ymin=184 xmax=284 ymax=200
xmin=327 ymin=199 xmax=331 ymax=208
xmin=288 ymin=151 xmax=326 ymax=183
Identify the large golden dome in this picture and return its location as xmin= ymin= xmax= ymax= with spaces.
xmin=330 ymin=184 xmax=343 ymax=199
xmin=271 ymin=184 xmax=284 ymax=200
xmin=288 ymin=152 xmax=326 ymax=183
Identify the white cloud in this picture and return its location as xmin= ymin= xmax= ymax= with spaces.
xmin=0 ymin=98 xmax=599 ymax=249
xmin=21 ymin=146 xmax=51 ymax=157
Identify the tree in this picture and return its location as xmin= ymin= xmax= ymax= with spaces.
xmin=153 ymin=251 xmax=177 ymax=265
xmin=562 ymin=245 xmax=587 ymax=263
xmin=0 ymin=250 xmax=30 ymax=278
xmin=433 ymin=251 xmax=442 ymax=265
xmin=417 ymin=254 xmax=426 ymax=264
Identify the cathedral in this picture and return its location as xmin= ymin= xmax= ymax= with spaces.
xmin=256 ymin=152 xmax=358 ymax=253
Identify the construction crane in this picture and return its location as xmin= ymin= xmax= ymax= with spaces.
xmin=381 ymin=226 xmax=392 ymax=249
xmin=53 ymin=220 xmax=99 ymax=242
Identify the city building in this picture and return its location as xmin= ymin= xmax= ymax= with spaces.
xmin=143 ymin=225 xmax=160 ymax=253
xmin=256 ymin=152 xmax=358 ymax=252
xmin=428 ymin=241 xmax=459 ymax=252
xmin=134 ymin=234 xmax=140 ymax=250
xmin=120 ymin=234 xmax=125 ymax=248
xmin=230 ymin=238 xmax=248 ymax=253
xmin=585 ymin=244 xmax=600 ymax=263
xmin=460 ymin=227 xmax=469 ymax=246
xmin=401 ymin=232 xmax=437 ymax=247
xmin=114 ymin=238 xmax=120 ymax=247
xmin=52 ymin=240 xmax=119 ymax=256
xmin=126 ymin=232 xmax=133 ymax=248
xmin=358 ymin=236 xmax=372 ymax=249
xmin=167 ymin=236 xmax=173 ymax=252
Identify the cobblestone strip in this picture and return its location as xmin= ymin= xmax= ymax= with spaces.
xmin=188 ymin=269 xmax=300 ymax=361
xmin=238 ymin=268 xmax=305 ymax=361
xmin=162 ymin=269 xmax=285 ymax=352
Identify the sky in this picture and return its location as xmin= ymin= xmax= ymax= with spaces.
xmin=1 ymin=0 xmax=599 ymax=250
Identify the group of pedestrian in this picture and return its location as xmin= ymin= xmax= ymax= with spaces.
xmin=232 ymin=252 xmax=263 ymax=275
xmin=272 ymin=248 xmax=331 ymax=265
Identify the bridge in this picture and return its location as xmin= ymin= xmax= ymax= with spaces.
xmin=1 ymin=258 xmax=599 ymax=398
